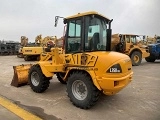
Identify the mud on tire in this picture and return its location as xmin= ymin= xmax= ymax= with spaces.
xmin=28 ymin=64 xmax=51 ymax=93
xmin=66 ymin=71 xmax=100 ymax=109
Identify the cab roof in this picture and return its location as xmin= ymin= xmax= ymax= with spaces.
xmin=65 ymin=11 xmax=111 ymax=21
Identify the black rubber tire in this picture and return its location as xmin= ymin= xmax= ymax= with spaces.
xmin=56 ymin=73 xmax=66 ymax=84
xmin=24 ymin=56 xmax=30 ymax=61
xmin=130 ymin=51 xmax=142 ymax=66
xmin=36 ymin=56 xmax=40 ymax=61
xmin=28 ymin=65 xmax=51 ymax=93
xmin=66 ymin=72 xmax=100 ymax=109
xmin=145 ymin=56 xmax=156 ymax=62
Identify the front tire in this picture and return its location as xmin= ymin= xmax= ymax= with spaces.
xmin=131 ymin=51 xmax=142 ymax=66
xmin=145 ymin=56 xmax=156 ymax=62
xmin=56 ymin=72 xmax=66 ymax=84
xmin=67 ymin=72 xmax=100 ymax=109
xmin=28 ymin=65 xmax=51 ymax=93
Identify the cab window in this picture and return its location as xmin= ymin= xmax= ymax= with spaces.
xmin=131 ymin=36 xmax=136 ymax=44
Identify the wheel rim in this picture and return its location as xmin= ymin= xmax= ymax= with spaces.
xmin=134 ymin=55 xmax=139 ymax=63
xmin=31 ymin=71 xmax=40 ymax=86
xmin=72 ymin=80 xmax=88 ymax=100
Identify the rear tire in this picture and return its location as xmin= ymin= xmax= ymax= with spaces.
xmin=131 ymin=51 xmax=142 ymax=66
xmin=67 ymin=72 xmax=100 ymax=109
xmin=145 ymin=56 xmax=156 ymax=62
xmin=28 ymin=65 xmax=51 ymax=93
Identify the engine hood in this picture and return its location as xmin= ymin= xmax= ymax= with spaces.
xmin=90 ymin=51 xmax=132 ymax=77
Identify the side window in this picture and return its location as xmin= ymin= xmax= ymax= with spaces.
xmin=131 ymin=36 xmax=136 ymax=44
xmin=67 ymin=19 xmax=81 ymax=53
xmin=126 ymin=35 xmax=130 ymax=43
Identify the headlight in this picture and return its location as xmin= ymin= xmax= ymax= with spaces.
xmin=107 ymin=64 xmax=122 ymax=73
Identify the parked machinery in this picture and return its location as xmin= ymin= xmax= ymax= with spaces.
xmin=22 ymin=35 xmax=57 ymax=61
xmin=111 ymin=34 xmax=150 ymax=66
xmin=12 ymin=11 xmax=133 ymax=109
xmin=145 ymin=35 xmax=160 ymax=62
xmin=0 ymin=40 xmax=19 ymax=55
xmin=146 ymin=35 xmax=158 ymax=45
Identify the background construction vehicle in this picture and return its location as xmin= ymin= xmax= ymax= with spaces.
xmin=145 ymin=36 xmax=160 ymax=62
xmin=145 ymin=35 xmax=158 ymax=45
xmin=138 ymin=35 xmax=160 ymax=45
xmin=22 ymin=35 xmax=58 ymax=61
xmin=12 ymin=11 xmax=133 ymax=109
xmin=111 ymin=34 xmax=150 ymax=66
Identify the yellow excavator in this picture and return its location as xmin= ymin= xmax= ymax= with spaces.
xmin=22 ymin=35 xmax=57 ymax=61
xmin=11 ymin=11 xmax=133 ymax=109
xmin=111 ymin=34 xmax=150 ymax=66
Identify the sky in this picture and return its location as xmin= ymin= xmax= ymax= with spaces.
xmin=0 ymin=0 xmax=160 ymax=42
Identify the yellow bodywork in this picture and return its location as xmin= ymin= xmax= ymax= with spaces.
xmin=31 ymin=48 xmax=133 ymax=95
xmin=22 ymin=46 xmax=45 ymax=55
xmin=12 ymin=47 xmax=133 ymax=95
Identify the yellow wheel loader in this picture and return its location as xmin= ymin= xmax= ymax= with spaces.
xmin=12 ymin=11 xmax=133 ymax=109
xmin=111 ymin=34 xmax=150 ymax=66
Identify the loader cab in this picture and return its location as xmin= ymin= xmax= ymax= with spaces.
xmin=64 ymin=12 xmax=112 ymax=54
xmin=118 ymin=34 xmax=138 ymax=52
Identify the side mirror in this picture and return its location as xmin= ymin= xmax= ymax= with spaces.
xmin=54 ymin=16 xmax=64 ymax=27
xmin=54 ymin=16 xmax=59 ymax=27
xmin=63 ymin=18 xmax=67 ymax=24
